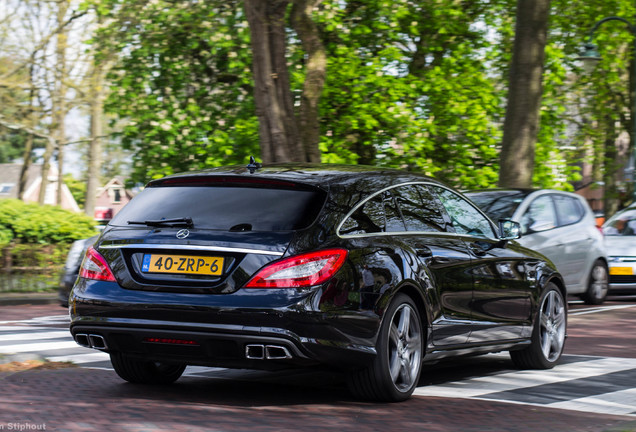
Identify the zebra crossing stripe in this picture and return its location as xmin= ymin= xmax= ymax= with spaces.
xmin=0 ymin=330 xmax=71 ymax=342
xmin=0 ymin=315 xmax=69 ymax=326
xmin=414 ymin=355 xmax=636 ymax=417
xmin=546 ymin=388 xmax=636 ymax=416
xmin=414 ymin=356 xmax=636 ymax=399
xmin=0 ymin=340 xmax=80 ymax=354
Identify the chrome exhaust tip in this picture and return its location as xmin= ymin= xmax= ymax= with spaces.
xmin=89 ymin=334 xmax=108 ymax=350
xmin=245 ymin=344 xmax=265 ymax=359
xmin=265 ymin=345 xmax=292 ymax=360
xmin=74 ymin=333 xmax=91 ymax=348
xmin=74 ymin=333 xmax=107 ymax=350
xmin=245 ymin=344 xmax=293 ymax=360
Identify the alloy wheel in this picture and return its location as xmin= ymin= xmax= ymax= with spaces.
xmin=538 ymin=290 xmax=566 ymax=362
xmin=387 ymin=303 xmax=422 ymax=392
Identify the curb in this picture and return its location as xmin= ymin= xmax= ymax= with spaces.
xmin=0 ymin=292 xmax=60 ymax=306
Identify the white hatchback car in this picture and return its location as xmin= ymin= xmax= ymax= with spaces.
xmin=466 ymin=189 xmax=609 ymax=304
xmin=602 ymin=206 xmax=636 ymax=293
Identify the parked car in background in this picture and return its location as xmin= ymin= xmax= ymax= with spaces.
xmin=466 ymin=189 xmax=608 ymax=305
xmin=69 ymin=163 xmax=566 ymax=402
xmin=602 ymin=206 xmax=636 ymax=293
xmin=58 ymin=235 xmax=99 ymax=307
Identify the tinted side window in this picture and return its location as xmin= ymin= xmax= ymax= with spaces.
xmin=521 ymin=195 xmax=556 ymax=234
xmin=433 ymin=187 xmax=496 ymax=238
xmin=339 ymin=194 xmax=385 ymax=235
xmin=383 ymin=191 xmax=407 ymax=232
xmin=554 ymin=196 xmax=584 ymax=226
xmin=392 ymin=185 xmax=446 ymax=232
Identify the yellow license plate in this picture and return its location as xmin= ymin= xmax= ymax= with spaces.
xmin=142 ymin=254 xmax=224 ymax=276
xmin=610 ymin=266 xmax=633 ymax=276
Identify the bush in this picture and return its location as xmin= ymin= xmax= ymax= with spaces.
xmin=0 ymin=199 xmax=97 ymax=245
xmin=0 ymin=243 xmax=69 ymax=292
xmin=0 ymin=200 xmax=98 ymax=292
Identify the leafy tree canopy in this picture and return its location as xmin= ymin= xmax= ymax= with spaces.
xmin=86 ymin=0 xmax=636 ymax=194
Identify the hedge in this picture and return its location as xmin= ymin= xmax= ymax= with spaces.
xmin=0 ymin=199 xmax=97 ymax=245
xmin=0 ymin=199 xmax=99 ymax=292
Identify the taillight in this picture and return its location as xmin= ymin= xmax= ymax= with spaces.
xmin=245 ymin=248 xmax=348 ymax=288
xmin=79 ymin=246 xmax=116 ymax=282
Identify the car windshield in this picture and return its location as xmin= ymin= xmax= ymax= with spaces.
xmin=603 ymin=209 xmax=636 ymax=236
xmin=110 ymin=184 xmax=326 ymax=231
xmin=465 ymin=190 xmax=530 ymax=222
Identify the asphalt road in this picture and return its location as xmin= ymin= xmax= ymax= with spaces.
xmin=1 ymin=296 xmax=636 ymax=432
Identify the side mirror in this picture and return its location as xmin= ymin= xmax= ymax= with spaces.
xmin=499 ymin=219 xmax=521 ymax=240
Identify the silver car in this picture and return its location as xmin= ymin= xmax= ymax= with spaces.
xmin=602 ymin=206 xmax=636 ymax=293
xmin=466 ymin=189 xmax=609 ymax=304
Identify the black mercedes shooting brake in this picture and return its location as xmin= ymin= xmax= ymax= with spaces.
xmin=69 ymin=163 xmax=567 ymax=402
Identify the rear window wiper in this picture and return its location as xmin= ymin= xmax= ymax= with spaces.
xmin=127 ymin=217 xmax=194 ymax=228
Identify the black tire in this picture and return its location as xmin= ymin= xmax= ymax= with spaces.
xmin=110 ymin=352 xmax=186 ymax=384
xmin=582 ymin=260 xmax=608 ymax=305
xmin=510 ymin=283 xmax=566 ymax=369
xmin=347 ymin=293 xmax=423 ymax=402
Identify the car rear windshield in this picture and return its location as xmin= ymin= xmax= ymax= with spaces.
xmin=466 ymin=190 xmax=530 ymax=222
xmin=110 ymin=184 xmax=326 ymax=231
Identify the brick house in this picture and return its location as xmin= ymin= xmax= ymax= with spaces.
xmin=94 ymin=177 xmax=134 ymax=222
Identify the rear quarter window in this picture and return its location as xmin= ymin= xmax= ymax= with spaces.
xmin=110 ymin=185 xmax=326 ymax=231
xmin=338 ymin=183 xmax=448 ymax=236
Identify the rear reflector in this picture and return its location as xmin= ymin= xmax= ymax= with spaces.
xmin=245 ymin=248 xmax=348 ymax=288
xmin=143 ymin=337 xmax=199 ymax=346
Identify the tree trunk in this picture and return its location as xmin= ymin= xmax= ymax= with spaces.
xmin=291 ymin=0 xmax=325 ymax=163
xmin=38 ymin=137 xmax=55 ymax=205
xmin=498 ymin=0 xmax=551 ymax=188
xmin=54 ymin=0 xmax=69 ymax=206
xmin=18 ymin=63 xmax=36 ymax=201
xmin=84 ymin=60 xmax=106 ymax=218
xmin=602 ymin=113 xmax=627 ymax=218
xmin=244 ymin=0 xmax=300 ymax=163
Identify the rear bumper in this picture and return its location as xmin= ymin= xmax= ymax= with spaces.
xmin=69 ymin=279 xmax=379 ymax=370
xmin=70 ymin=322 xmax=376 ymax=370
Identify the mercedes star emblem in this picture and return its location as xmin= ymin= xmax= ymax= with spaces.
xmin=176 ymin=229 xmax=190 ymax=239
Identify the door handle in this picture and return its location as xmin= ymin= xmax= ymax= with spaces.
xmin=415 ymin=247 xmax=433 ymax=258
xmin=469 ymin=242 xmax=487 ymax=257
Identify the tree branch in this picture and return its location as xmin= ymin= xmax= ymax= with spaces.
xmin=0 ymin=9 xmax=88 ymax=80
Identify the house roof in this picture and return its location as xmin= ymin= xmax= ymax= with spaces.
xmin=0 ymin=163 xmax=80 ymax=212
xmin=96 ymin=177 xmax=134 ymax=199
xmin=0 ymin=163 xmax=43 ymax=199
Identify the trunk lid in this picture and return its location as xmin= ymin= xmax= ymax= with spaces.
xmin=95 ymin=177 xmax=327 ymax=294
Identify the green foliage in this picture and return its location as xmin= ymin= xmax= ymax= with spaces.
xmin=0 ymin=243 xmax=70 ymax=293
xmin=0 ymin=132 xmax=27 ymax=163
xmin=0 ymin=199 xmax=97 ymax=244
xmin=0 ymin=57 xmax=32 ymax=164
xmin=85 ymin=0 xmax=636 ymax=193
xmin=312 ymin=0 xmax=508 ymax=189
xmin=92 ymin=0 xmax=258 ymax=185
xmin=63 ymin=174 xmax=87 ymax=209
